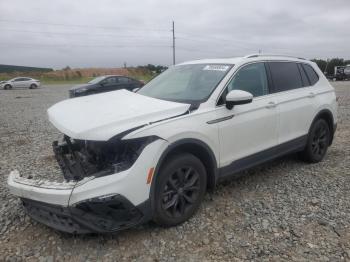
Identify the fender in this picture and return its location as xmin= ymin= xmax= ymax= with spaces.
xmin=149 ymin=138 xmax=218 ymax=215
xmin=309 ymin=109 xmax=336 ymax=145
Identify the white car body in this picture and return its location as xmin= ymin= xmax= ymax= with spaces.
xmin=1 ymin=77 xmax=41 ymax=89
xmin=7 ymin=54 xmax=337 ymax=233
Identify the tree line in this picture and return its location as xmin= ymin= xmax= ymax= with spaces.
xmin=311 ymin=58 xmax=350 ymax=75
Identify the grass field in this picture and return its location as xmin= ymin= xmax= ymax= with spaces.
xmin=0 ymin=67 xmax=156 ymax=85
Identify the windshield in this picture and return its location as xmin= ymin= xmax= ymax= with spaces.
xmin=138 ymin=64 xmax=232 ymax=103
xmin=88 ymin=76 xmax=106 ymax=84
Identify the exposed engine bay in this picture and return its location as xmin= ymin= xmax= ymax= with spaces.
xmin=53 ymin=135 xmax=158 ymax=181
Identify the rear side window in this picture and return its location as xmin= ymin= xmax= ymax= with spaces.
xmin=297 ymin=64 xmax=309 ymax=87
xmin=268 ymin=62 xmax=302 ymax=92
xmin=118 ymin=77 xmax=130 ymax=83
xmin=302 ymin=64 xmax=319 ymax=86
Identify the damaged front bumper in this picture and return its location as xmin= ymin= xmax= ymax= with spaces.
xmin=21 ymin=195 xmax=150 ymax=234
xmin=7 ymin=139 xmax=168 ymax=233
xmin=8 ymin=170 xmax=79 ymax=206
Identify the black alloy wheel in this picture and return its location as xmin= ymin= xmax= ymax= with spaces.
xmin=300 ymin=119 xmax=330 ymax=163
xmin=153 ymin=153 xmax=207 ymax=226
xmin=161 ymin=166 xmax=201 ymax=218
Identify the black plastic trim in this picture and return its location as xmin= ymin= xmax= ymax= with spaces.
xmin=22 ymin=196 xmax=151 ymax=234
xmin=218 ymin=135 xmax=308 ymax=180
xmin=207 ymin=115 xmax=234 ymax=124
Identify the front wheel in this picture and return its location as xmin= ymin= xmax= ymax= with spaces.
xmin=153 ymin=153 xmax=207 ymax=227
xmin=29 ymin=84 xmax=37 ymax=89
xmin=4 ymin=84 xmax=11 ymax=90
xmin=300 ymin=119 xmax=330 ymax=163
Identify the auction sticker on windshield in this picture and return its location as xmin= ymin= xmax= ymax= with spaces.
xmin=203 ymin=65 xmax=230 ymax=71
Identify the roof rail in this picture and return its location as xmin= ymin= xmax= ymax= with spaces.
xmin=244 ymin=53 xmax=306 ymax=60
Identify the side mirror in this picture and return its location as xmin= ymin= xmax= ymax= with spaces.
xmin=225 ymin=90 xmax=253 ymax=109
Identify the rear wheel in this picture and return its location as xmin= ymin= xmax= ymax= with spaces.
xmin=300 ymin=119 xmax=330 ymax=163
xmin=153 ymin=153 xmax=207 ymax=226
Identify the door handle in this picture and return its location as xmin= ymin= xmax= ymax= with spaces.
xmin=308 ymin=92 xmax=315 ymax=98
xmin=266 ymin=101 xmax=277 ymax=109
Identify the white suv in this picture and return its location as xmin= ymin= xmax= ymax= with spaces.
xmin=8 ymin=54 xmax=337 ymax=233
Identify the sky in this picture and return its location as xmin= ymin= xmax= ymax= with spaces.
xmin=0 ymin=0 xmax=349 ymax=69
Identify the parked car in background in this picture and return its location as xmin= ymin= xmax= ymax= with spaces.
xmin=69 ymin=75 xmax=144 ymax=98
xmin=0 ymin=77 xmax=41 ymax=89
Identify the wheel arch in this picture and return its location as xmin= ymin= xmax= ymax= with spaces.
xmin=149 ymin=138 xmax=218 ymax=213
xmin=310 ymin=109 xmax=335 ymax=145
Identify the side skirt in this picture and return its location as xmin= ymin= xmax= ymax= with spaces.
xmin=218 ymin=135 xmax=308 ymax=180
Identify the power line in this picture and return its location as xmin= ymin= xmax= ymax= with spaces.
xmin=0 ymin=42 xmax=171 ymax=48
xmin=0 ymin=28 xmax=170 ymax=39
xmin=0 ymin=19 xmax=169 ymax=32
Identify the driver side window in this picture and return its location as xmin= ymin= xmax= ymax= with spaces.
xmin=228 ymin=62 xmax=268 ymax=96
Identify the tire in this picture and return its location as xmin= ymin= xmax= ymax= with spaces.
xmin=29 ymin=84 xmax=37 ymax=89
xmin=300 ymin=118 xmax=330 ymax=163
xmin=4 ymin=84 xmax=11 ymax=90
xmin=153 ymin=153 xmax=207 ymax=227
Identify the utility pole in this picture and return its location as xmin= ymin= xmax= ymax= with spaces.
xmin=172 ymin=21 xmax=175 ymax=65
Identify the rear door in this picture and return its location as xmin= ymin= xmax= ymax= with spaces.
xmin=116 ymin=76 xmax=132 ymax=91
xmin=22 ymin=78 xmax=32 ymax=88
xmin=267 ymin=61 xmax=317 ymax=145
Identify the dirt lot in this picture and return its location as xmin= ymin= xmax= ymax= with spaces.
xmin=0 ymin=82 xmax=349 ymax=261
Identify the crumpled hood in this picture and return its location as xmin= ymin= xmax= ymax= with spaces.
xmin=48 ymin=90 xmax=190 ymax=141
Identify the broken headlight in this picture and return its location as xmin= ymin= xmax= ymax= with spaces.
xmin=53 ymin=135 xmax=159 ymax=181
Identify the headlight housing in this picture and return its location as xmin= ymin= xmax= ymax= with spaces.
xmin=53 ymin=135 xmax=159 ymax=181
xmin=75 ymin=88 xmax=87 ymax=93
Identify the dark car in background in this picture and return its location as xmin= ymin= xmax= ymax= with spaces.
xmin=69 ymin=75 xmax=144 ymax=98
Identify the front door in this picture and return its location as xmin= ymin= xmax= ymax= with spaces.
xmin=100 ymin=77 xmax=119 ymax=92
xmin=216 ymin=62 xmax=279 ymax=176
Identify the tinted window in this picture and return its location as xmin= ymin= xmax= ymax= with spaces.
xmin=269 ymin=62 xmax=302 ymax=92
xmin=227 ymin=62 xmax=269 ymax=97
xmin=104 ymin=77 xmax=117 ymax=85
xmin=118 ymin=77 xmax=129 ymax=84
xmin=302 ymin=64 xmax=319 ymax=85
xmin=297 ymin=64 xmax=310 ymax=87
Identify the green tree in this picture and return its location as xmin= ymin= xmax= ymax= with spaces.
xmin=311 ymin=59 xmax=327 ymax=73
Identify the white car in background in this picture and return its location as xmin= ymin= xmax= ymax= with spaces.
xmin=0 ymin=77 xmax=41 ymax=89
xmin=7 ymin=54 xmax=337 ymax=234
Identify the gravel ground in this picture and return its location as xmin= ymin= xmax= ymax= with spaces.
xmin=0 ymin=83 xmax=349 ymax=261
